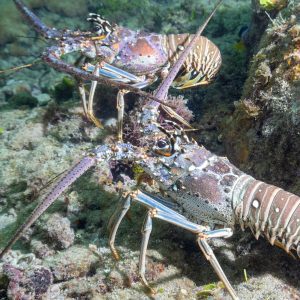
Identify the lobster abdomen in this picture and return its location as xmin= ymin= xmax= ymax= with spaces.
xmin=234 ymin=176 xmax=300 ymax=257
xmin=164 ymin=34 xmax=222 ymax=89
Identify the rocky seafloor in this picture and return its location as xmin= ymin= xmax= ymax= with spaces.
xmin=0 ymin=0 xmax=300 ymax=299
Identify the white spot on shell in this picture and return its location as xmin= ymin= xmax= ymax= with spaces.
xmin=178 ymin=45 xmax=184 ymax=51
xmin=252 ymin=199 xmax=260 ymax=208
xmin=258 ymin=189 xmax=262 ymax=192
xmin=275 ymin=207 xmax=280 ymax=213
xmin=188 ymin=165 xmax=196 ymax=172
xmin=297 ymin=219 xmax=300 ymax=223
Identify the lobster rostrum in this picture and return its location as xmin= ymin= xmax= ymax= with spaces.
xmin=2 ymin=1 xmax=300 ymax=300
xmin=13 ymin=0 xmax=221 ymax=136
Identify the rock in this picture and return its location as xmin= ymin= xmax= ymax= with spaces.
xmin=36 ymin=93 xmax=51 ymax=106
xmin=9 ymin=92 xmax=38 ymax=108
xmin=43 ymin=213 xmax=75 ymax=250
xmin=4 ymin=264 xmax=53 ymax=300
xmin=30 ymin=239 xmax=55 ymax=259
xmin=44 ymin=246 xmax=99 ymax=281
xmin=7 ymin=122 xmax=44 ymax=150
xmin=0 ymin=209 xmax=16 ymax=230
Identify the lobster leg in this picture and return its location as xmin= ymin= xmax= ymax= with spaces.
xmin=117 ymin=89 xmax=126 ymax=141
xmin=83 ymin=62 xmax=155 ymax=131
xmin=108 ymin=191 xmax=184 ymax=260
xmin=42 ymin=51 xmax=173 ymax=108
xmin=116 ymin=80 xmax=157 ymax=141
xmin=108 ymin=194 xmax=132 ymax=260
xmin=138 ymin=208 xmax=237 ymax=299
xmin=85 ymin=62 xmax=145 ymax=129
xmin=78 ymin=61 xmax=195 ymax=131
xmin=87 ymin=64 xmax=103 ymax=128
xmin=139 ymin=211 xmax=154 ymax=294
xmin=197 ymin=239 xmax=238 ymax=300
xmin=78 ymin=81 xmax=103 ymax=128
xmin=78 ymin=83 xmax=88 ymax=117
xmin=108 ymin=190 xmax=237 ymax=299
xmin=98 ymin=62 xmax=147 ymax=83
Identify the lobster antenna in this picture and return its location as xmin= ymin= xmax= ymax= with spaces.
xmin=154 ymin=0 xmax=223 ymax=101
xmin=13 ymin=0 xmax=62 ymax=39
xmin=0 ymin=59 xmax=42 ymax=74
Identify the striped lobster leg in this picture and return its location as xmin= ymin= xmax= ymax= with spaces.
xmin=233 ymin=176 xmax=300 ymax=257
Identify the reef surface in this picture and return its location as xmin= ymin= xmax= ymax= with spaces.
xmin=0 ymin=0 xmax=299 ymax=299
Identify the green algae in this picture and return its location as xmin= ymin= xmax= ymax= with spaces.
xmin=259 ymin=0 xmax=288 ymax=10
xmin=52 ymin=76 xmax=76 ymax=103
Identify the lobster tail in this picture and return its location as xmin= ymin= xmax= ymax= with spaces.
xmin=234 ymin=176 xmax=300 ymax=257
xmin=0 ymin=156 xmax=96 ymax=259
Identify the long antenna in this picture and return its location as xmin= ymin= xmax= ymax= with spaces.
xmin=0 ymin=59 xmax=42 ymax=74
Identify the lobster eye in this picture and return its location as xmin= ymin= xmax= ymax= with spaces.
xmin=154 ymin=139 xmax=172 ymax=157
xmin=157 ymin=139 xmax=168 ymax=149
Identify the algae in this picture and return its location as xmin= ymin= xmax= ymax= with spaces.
xmin=52 ymin=76 xmax=76 ymax=103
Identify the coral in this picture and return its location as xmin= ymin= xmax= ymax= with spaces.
xmin=164 ymin=94 xmax=194 ymax=123
xmin=3 ymin=264 xmax=53 ymax=299
xmin=223 ymin=1 xmax=300 ymax=189
xmin=28 ymin=267 xmax=53 ymax=296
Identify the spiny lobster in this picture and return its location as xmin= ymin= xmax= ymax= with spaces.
xmin=13 ymin=0 xmax=221 ymax=138
xmin=1 ymin=1 xmax=300 ymax=300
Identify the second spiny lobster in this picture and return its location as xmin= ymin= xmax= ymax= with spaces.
xmin=13 ymin=0 xmax=222 ymax=137
xmin=1 ymin=1 xmax=299 ymax=300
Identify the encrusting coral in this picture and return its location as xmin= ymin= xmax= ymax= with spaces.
xmin=223 ymin=1 xmax=300 ymax=192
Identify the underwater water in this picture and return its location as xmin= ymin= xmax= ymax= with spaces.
xmin=0 ymin=0 xmax=299 ymax=299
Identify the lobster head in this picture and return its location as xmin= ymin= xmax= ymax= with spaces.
xmin=140 ymin=135 xmax=240 ymax=227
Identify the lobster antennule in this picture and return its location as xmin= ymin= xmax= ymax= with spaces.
xmin=13 ymin=0 xmax=62 ymax=39
xmin=0 ymin=156 xmax=96 ymax=259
